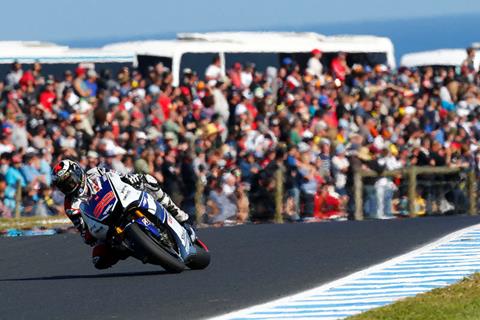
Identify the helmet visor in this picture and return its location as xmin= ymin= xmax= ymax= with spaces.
xmin=52 ymin=163 xmax=84 ymax=195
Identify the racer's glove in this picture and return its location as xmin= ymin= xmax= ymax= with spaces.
xmin=122 ymin=173 xmax=145 ymax=189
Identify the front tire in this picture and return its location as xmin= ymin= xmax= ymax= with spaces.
xmin=186 ymin=242 xmax=211 ymax=270
xmin=124 ymin=223 xmax=185 ymax=273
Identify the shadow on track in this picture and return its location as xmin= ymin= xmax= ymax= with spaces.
xmin=0 ymin=270 xmax=172 ymax=281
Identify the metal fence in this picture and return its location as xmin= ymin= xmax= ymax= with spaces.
xmin=352 ymin=166 xmax=477 ymax=220
xmin=244 ymin=165 xmax=478 ymax=223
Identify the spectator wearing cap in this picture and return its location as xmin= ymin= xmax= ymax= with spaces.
xmin=85 ymin=69 xmax=98 ymax=97
xmin=56 ymin=70 xmax=74 ymax=98
xmin=307 ymin=49 xmax=323 ymax=79
xmin=86 ymin=150 xmax=99 ymax=171
xmin=73 ymin=67 xmax=91 ymax=98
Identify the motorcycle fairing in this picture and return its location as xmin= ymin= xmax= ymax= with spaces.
xmin=83 ymin=176 xmax=118 ymax=222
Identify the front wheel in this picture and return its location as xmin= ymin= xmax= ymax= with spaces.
xmin=186 ymin=240 xmax=211 ymax=270
xmin=124 ymin=223 xmax=185 ymax=273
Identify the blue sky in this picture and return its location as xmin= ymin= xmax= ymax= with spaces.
xmin=2 ymin=0 xmax=480 ymax=42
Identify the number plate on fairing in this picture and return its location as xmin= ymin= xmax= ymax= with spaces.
xmin=83 ymin=177 xmax=118 ymax=221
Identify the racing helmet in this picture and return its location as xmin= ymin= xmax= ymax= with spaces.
xmin=52 ymin=160 xmax=86 ymax=196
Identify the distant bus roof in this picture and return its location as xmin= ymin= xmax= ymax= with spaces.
xmin=401 ymin=49 xmax=478 ymax=67
xmin=0 ymin=41 xmax=133 ymax=64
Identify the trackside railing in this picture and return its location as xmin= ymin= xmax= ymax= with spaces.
xmin=353 ymin=166 xmax=477 ymax=220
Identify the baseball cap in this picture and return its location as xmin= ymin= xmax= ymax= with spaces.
xmin=75 ymin=66 xmax=86 ymax=76
xmin=136 ymin=131 xmax=147 ymax=140
xmin=2 ymin=127 xmax=12 ymax=135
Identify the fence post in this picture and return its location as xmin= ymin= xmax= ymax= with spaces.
xmin=468 ymin=170 xmax=477 ymax=216
xmin=14 ymin=180 xmax=22 ymax=219
xmin=408 ymin=166 xmax=417 ymax=217
xmin=194 ymin=177 xmax=204 ymax=225
xmin=354 ymin=171 xmax=363 ymax=220
xmin=274 ymin=167 xmax=284 ymax=224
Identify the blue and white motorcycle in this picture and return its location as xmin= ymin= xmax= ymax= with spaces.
xmin=79 ymin=171 xmax=210 ymax=273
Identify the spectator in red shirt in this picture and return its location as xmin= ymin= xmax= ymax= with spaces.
xmin=331 ymin=52 xmax=350 ymax=82
xmin=39 ymin=79 xmax=56 ymax=113
xmin=229 ymin=62 xmax=243 ymax=89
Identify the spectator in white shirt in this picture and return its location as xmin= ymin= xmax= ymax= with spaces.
xmin=205 ymin=56 xmax=222 ymax=82
xmin=307 ymin=49 xmax=323 ymax=79
xmin=241 ymin=63 xmax=254 ymax=88
xmin=332 ymin=144 xmax=349 ymax=196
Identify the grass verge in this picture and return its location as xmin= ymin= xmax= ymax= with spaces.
xmin=347 ymin=273 xmax=480 ymax=320
xmin=0 ymin=216 xmax=70 ymax=231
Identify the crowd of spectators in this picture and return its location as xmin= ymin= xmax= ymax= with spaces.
xmin=0 ymin=46 xmax=479 ymax=223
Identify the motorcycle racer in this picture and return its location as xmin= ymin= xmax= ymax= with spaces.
xmin=52 ymin=159 xmax=192 ymax=269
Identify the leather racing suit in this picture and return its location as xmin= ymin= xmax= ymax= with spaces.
xmin=64 ymin=167 xmax=189 ymax=269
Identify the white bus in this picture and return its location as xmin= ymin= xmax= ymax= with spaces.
xmin=103 ymin=32 xmax=396 ymax=86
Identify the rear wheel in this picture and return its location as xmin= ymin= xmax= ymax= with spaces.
xmin=186 ymin=240 xmax=211 ymax=270
xmin=124 ymin=223 xmax=185 ymax=273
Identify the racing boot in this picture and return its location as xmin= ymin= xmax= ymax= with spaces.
xmin=141 ymin=174 xmax=195 ymax=242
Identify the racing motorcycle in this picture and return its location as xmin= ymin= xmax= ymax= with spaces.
xmin=79 ymin=171 xmax=210 ymax=273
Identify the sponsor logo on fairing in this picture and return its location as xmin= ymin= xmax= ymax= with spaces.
xmin=93 ymin=191 xmax=116 ymax=218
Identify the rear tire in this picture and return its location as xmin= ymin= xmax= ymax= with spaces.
xmin=186 ymin=242 xmax=211 ymax=270
xmin=124 ymin=223 xmax=185 ymax=273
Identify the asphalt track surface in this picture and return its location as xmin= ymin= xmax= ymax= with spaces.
xmin=1 ymin=216 xmax=480 ymax=320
